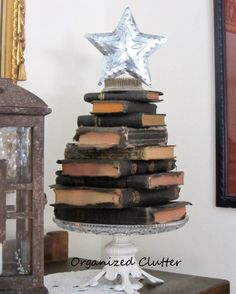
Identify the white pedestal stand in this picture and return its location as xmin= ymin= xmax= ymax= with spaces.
xmin=84 ymin=235 xmax=163 ymax=293
xmin=53 ymin=217 xmax=188 ymax=294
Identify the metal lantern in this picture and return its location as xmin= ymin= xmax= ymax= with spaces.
xmin=0 ymin=79 xmax=51 ymax=293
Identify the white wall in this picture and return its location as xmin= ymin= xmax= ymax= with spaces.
xmin=21 ymin=0 xmax=236 ymax=291
xmin=22 ymin=0 xmax=106 ymax=259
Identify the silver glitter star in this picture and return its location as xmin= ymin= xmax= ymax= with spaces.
xmin=86 ymin=7 xmax=168 ymax=86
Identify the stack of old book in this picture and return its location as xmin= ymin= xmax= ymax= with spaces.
xmin=52 ymin=79 xmax=189 ymax=225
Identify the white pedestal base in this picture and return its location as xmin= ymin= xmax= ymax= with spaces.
xmin=84 ymin=235 xmax=163 ymax=294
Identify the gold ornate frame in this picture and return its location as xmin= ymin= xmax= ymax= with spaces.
xmin=0 ymin=0 xmax=26 ymax=81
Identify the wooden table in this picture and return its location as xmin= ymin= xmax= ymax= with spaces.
xmin=45 ymin=258 xmax=230 ymax=294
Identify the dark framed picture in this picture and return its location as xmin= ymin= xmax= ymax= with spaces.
xmin=215 ymin=0 xmax=236 ymax=207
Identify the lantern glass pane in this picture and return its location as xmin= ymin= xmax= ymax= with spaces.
xmin=6 ymin=190 xmax=32 ymax=213
xmin=0 ymin=127 xmax=32 ymax=183
xmin=2 ymin=218 xmax=32 ymax=276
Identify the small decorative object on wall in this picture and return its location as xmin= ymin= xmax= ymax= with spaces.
xmin=0 ymin=79 xmax=50 ymax=293
xmin=215 ymin=0 xmax=236 ymax=207
xmin=0 ymin=0 xmax=26 ymax=82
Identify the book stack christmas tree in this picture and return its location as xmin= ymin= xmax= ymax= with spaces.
xmin=52 ymin=77 xmax=189 ymax=225
xmin=52 ymin=7 xmax=190 ymax=226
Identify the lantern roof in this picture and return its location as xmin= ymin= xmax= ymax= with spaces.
xmin=0 ymin=79 xmax=51 ymax=115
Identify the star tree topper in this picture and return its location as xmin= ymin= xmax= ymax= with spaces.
xmin=86 ymin=7 xmax=168 ymax=86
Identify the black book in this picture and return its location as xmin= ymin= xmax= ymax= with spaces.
xmin=56 ymin=173 xmax=128 ymax=188
xmin=53 ymin=201 xmax=190 ymax=225
xmin=84 ymin=90 xmax=163 ymax=103
xmin=92 ymin=100 xmax=157 ymax=114
xmin=77 ymin=113 xmax=166 ymax=128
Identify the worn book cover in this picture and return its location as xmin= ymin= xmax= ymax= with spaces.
xmin=65 ymin=143 xmax=175 ymax=161
xmin=126 ymin=171 xmax=184 ymax=189
xmin=57 ymin=158 xmax=176 ymax=178
xmin=73 ymin=126 xmax=168 ymax=149
xmin=91 ymin=100 xmax=157 ymax=114
xmin=77 ymin=113 xmax=166 ymax=128
xmin=52 ymin=185 xmax=180 ymax=208
xmin=84 ymin=90 xmax=163 ymax=103
xmin=56 ymin=171 xmax=183 ymax=189
xmin=53 ymin=201 xmax=190 ymax=225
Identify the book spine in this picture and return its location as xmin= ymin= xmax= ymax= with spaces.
xmin=73 ymin=127 xmax=168 ymax=148
xmin=53 ymin=185 xmax=179 ymax=208
xmin=126 ymin=172 xmax=184 ymax=189
xmin=65 ymin=143 xmax=175 ymax=161
xmin=84 ymin=90 xmax=162 ymax=103
xmin=77 ymin=113 xmax=145 ymax=128
xmin=118 ymin=160 xmax=135 ymax=176
xmin=78 ymin=114 xmax=166 ymax=128
xmin=123 ymin=127 xmax=168 ymax=148
xmin=65 ymin=143 xmax=149 ymax=160
xmin=56 ymin=159 xmax=175 ymax=184
xmin=54 ymin=201 xmax=191 ymax=225
xmin=122 ymin=101 xmax=157 ymax=114
xmin=126 ymin=176 xmax=150 ymax=189
xmin=77 ymin=115 xmax=97 ymax=126
xmin=56 ymin=171 xmax=180 ymax=189
xmin=56 ymin=175 xmax=128 ymax=188
xmin=92 ymin=101 xmax=157 ymax=114
xmin=130 ymin=159 xmax=176 ymax=174
xmin=65 ymin=143 xmax=144 ymax=160
xmin=58 ymin=159 xmax=176 ymax=176
xmin=54 ymin=204 xmax=154 ymax=225
xmin=120 ymin=186 xmax=180 ymax=208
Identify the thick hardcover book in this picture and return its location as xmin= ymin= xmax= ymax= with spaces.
xmin=53 ymin=201 xmax=190 ymax=225
xmin=56 ymin=173 xmax=129 ymax=188
xmin=56 ymin=171 xmax=183 ymax=189
xmin=91 ymin=100 xmax=157 ymax=114
xmin=84 ymin=90 xmax=163 ymax=103
xmin=126 ymin=171 xmax=184 ymax=189
xmin=77 ymin=113 xmax=166 ymax=128
xmin=65 ymin=143 xmax=175 ymax=160
xmin=73 ymin=126 xmax=168 ymax=149
xmin=52 ymin=185 xmax=180 ymax=208
xmin=57 ymin=158 xmax=176 ymax=178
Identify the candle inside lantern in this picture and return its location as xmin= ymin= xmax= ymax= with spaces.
xmin=0 ymin=243 xmax=2 ymax=274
